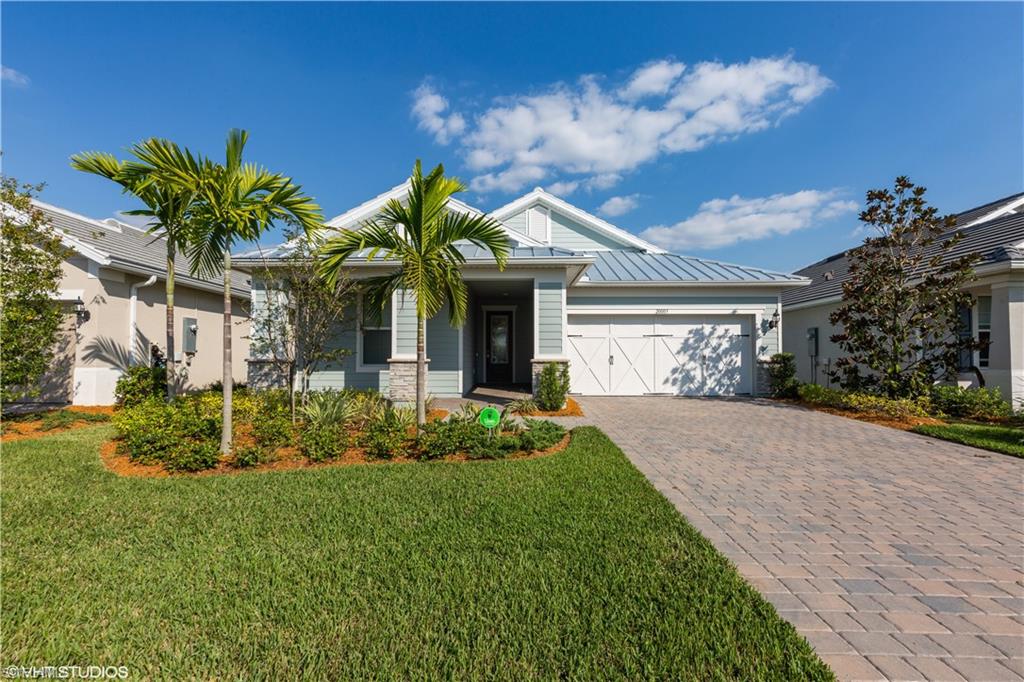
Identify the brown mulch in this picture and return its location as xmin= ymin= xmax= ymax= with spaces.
xmin=790 ymin=400 xmax=945 ymax=431
xmin=2 ymin=406 xmax=117 ymax=443
xmin=524 ymin=397 xmax=584 ymax=418
xmin=100 ymin=429 xmax=573 ymax=479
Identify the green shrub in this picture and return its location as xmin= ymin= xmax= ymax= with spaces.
xmin=252 ymin=412 xmax=293 ymax=449
xmin=362 ymin=410 xmax=409 ymax=460
xmin=38 ymin=409 xmax=109 ymax=431
xmin=301 ymin=390 xmax=357 ymax=427
xmin=112 ymin=399 xmax=179 ymax=464
xmin=766 ymin=353 xmax=799 ymax=398
xmin=165 ymin=440 xmax=221 ymax=473
xmin=417 ymin=419 xmax=489 ymax=460
xmin=114 ymin=366 xmax=167 ymax=408
xmin=300 ymin=422 xmax=349 ymax=462
xmin=929 ymin=385 xmax=1012 ymax=421
xmin=798 ymin=384 xmax=931 ymax=419
xmin=233 ymin=445 xmax=266 ymax=468
xmin=508 ymin=397 xmax=538 ymax=415
xmin=518 ymin=419 xmax=567 ymax=452
xmin=535 ymin=363 xmax=570 ymax=412
xmin=797 ymin=383 xmax=845 ymax=407
xmin=172 ymin=394 xmax=222 ymax=441
xmin=467 ymin=433 xmax=520 ymax=460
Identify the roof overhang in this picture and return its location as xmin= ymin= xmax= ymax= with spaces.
xmin=490 ymin=188 xmax=668 ymax=254
xmin=574 ymin=278 xmax=811 ymax=288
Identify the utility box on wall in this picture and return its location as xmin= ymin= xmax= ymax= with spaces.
xmin=807 ymin=327 xmax=818 ymax=357
xmin=183 ymin=317 xmax=198 ymax=354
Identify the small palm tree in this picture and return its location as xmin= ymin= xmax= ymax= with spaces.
xmin=318 ymin=161 xmax=510 ymax=426
xmin=158 ymin=129 xmax=322 ymax=454
xmin=71 ymin=139 xmax=199 ymax=400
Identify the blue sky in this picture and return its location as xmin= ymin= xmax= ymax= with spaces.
xmin=2 ymin=2 xmax=1021 ymax=272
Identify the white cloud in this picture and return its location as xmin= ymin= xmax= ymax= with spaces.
xmin=412 ymin=55 xmax=833 ymax=194
xmin=598 ymin=194 xmax=640 ymax=217
xmin=411 ymin=84 xmax=466 ymax=145
xmin=544 ymin=173 xmax=622 ymax=197
xmin=640 ymin=190 xmax=857 ymax=251
xmin=619 ymin=59 xmax=686 ymax=100
xmin=1 ymin=66 xmax=30 ymax=87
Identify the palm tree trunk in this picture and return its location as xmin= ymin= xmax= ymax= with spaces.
xmin=416 ymin=313 xmax=426 ymax=427
xmin=220 ymin=249 xmax=233 ymax=455
xmin=165 ymin=243 xmax=176 ymax=402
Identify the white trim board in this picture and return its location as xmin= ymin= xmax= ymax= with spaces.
xmin=490 ymin=187 xmax=667 ymax=254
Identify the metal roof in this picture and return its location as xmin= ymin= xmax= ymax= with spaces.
xmin=35 ymin=201 xmax=250 ymax=297
xmin=580 ymin=250 xmax=807 ymax=284
xmin=782 ymin=196 xmax=1024 ymax=307
xmin=233 ymin=241 xmax=583 ymax=266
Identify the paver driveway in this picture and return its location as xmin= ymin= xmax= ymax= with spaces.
xmin=557 ymin=397 xmax=1024 ymax=681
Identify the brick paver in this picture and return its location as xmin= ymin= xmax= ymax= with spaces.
xmin=555 ymin=397 xmax=1023 ymax=681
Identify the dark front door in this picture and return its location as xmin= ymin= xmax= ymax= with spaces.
xmin=485 ymin=310 xmax=513 ymax=383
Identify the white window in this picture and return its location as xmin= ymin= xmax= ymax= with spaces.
xmin=978 ymin=296 xmax=992 ymax=368
xmin=358 ymin=295 xmax=392 ymax=369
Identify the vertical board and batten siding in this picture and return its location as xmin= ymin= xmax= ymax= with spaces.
xmin=426 ymin=301 xmax=462 ymax=397
xmin=537 ymin=280 xmax=565 ymax=356
xmin=565 ymin=293 xmax=781 ymax=359
xmin=393 ymin=289 xmax=418 ymax=357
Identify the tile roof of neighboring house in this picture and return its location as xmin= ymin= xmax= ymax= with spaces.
xmin=782 ymin=194 xmax=1024 ymax=308
xmin=35 ymin=201 xmax=250 ymax=297
xmin=580 ymin=250 xmax=807 ymax=284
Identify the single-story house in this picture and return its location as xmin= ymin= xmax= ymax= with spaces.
xmin=236 ymin=183 xmax=810 ymax=402
xmin=20 ymin=201 xmax=251 ymax=406
xmin=782 ymin=192 xmax=1024 ymax=407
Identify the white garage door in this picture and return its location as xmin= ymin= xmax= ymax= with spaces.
xmin=566 ymin=314 xmax=752 ymax=396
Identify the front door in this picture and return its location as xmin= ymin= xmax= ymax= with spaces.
xmin=485 ymin=310 xmax=513 ymax=383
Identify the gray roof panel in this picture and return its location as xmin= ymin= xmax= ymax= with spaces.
xmin=582 ymin=250 xmax=804 ymax=284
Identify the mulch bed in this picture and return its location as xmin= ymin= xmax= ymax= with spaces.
xmin=1 ymin=406 xmax=116 ymax=443
xmin=787 ymin=399 xmax=945 ymax=431
xmin=523 ymin=397 xmax=584 ymax=418
xmin=100 ymin=431 xmax=572 ymax=478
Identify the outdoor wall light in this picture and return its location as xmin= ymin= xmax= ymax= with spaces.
xmin=768 ymin=310 xmax=780 ymax=330
xmin=74 ymin=297 xmax=89 ymax=323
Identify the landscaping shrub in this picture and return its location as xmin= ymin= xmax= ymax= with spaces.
xmin=233 ymin=445 xmax=267 ymax=469
xmin=508 ymin=397 xmax=538 ymax=415
xmin=518 ymin=419 xmax=567 ymax=451
xmin=417 ymin=419 xmax=489 ymax=460
xmin=535 ymin=363 xmax=570 ymax=412
xmin=301 ymin=390 xmax=357 ymax=427
xmin=362 ymin=418 xmax=407 ymax=460
xmin=38 ymin=409 xmax=109 ymax=431
xmin=114 ymin=365 xmax=167 ymax=408
xmin=929 ymin=385 xmax=1012 ymax=421
xmin=798 ymin=384 xmax=931 ymax=419
xmin=165 ymin=440 xmax=221 ymax=473
xmin=252 ymin=412 xmax=293 ymax=449
xmin=300 ymin=422 xmax=349 ymax=462
xmin=112 ymin=399 xmax=179 ymax=464
xmin=766 ymin=352 xmax=799 ymax=398
xmin=172 ymin=394 xmax=222 ymax=441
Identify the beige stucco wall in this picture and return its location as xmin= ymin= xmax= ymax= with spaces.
xmin=781 ymin=301 xmax=845 ymax=387
xmin=62 ymin=256 xmax=250 ymax=404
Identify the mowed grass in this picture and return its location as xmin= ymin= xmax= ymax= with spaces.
xmin=913 ymin=421 xmax=1024 ymax=457
xmin=2 ymin=425 xmax=830 ymax=680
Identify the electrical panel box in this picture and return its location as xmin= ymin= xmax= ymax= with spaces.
xmin=807 ymin=327 xmax=819 ymax=357
xmin=183 ymin=317 xmax=198 ymax=354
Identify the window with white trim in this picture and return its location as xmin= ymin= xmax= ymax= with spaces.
xmin=977 ymin=296 xmax=992 ymax=368
xmin=359 ymin=296 xmax=392 ymax=368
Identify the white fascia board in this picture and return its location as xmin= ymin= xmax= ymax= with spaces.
xmin=491 ymin=188 xmax=668 ymax=254
xmin=58 ymin=231 xmax=112 ymax=266
xmin=961 ymin=196 xmax=1024 ymax=228
xmin=323 ymin=180 xmax=545 ymax=247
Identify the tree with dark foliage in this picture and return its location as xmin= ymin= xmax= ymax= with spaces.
xmin=830 ymin=177 xmax=980 ymax=398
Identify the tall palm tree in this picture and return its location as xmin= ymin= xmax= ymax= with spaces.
xmin=71 ymin=139 xmax=199 ymax=400
xmin=160 ymin=129 xmax=322 ymax=454
xmin=318 ymin=161 xmax=510 ymax=426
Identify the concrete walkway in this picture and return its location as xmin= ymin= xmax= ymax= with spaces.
xmin=554 ymin=397 xmax=1023 ymax=681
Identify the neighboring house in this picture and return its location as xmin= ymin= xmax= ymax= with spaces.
xmin=782 ymin=193 xmax=1024 ymax=407
xmin=236 ymin=183 xmax=809 ymax=402
xmin=19 ymin=201 xmax=251 ymax=406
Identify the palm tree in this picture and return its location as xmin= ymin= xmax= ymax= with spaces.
xmin=161 ymin=129 xmax=322 ymax=454
xmin=71 ymin=139 xmax=199 ymax=401
xmin=318 ymin=161 xmax=510 ymax=426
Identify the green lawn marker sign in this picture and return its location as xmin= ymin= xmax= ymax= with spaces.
xmin=478 ymin=406 xmax=501 ymax=435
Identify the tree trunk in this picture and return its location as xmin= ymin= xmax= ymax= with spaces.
xmin=220 ymin=250 xmax=233 ymax=455
xmin=416 ymin=313 xmax=426 ymax=427
xmin=165 ymin=243 xmax=176 ymax=402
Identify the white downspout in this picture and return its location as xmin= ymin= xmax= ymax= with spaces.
xmin=129 ymin=276 xmax=158 ymax=365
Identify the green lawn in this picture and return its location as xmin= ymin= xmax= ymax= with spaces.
xmin=913 ymin=421 xmax=1024 ymax=457
xmin=3 ymin=425 xmax=830 ymax=680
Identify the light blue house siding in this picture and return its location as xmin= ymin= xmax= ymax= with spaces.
xmin=425 ymin=301 xmax=462 ymax=397
xmin=394 ymin=290 xmax=418 ymax=356
xmin=504 ymin=206 xmax=634 ymax=251
xmin=537 ymin=281 xmax=564 ymax=356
